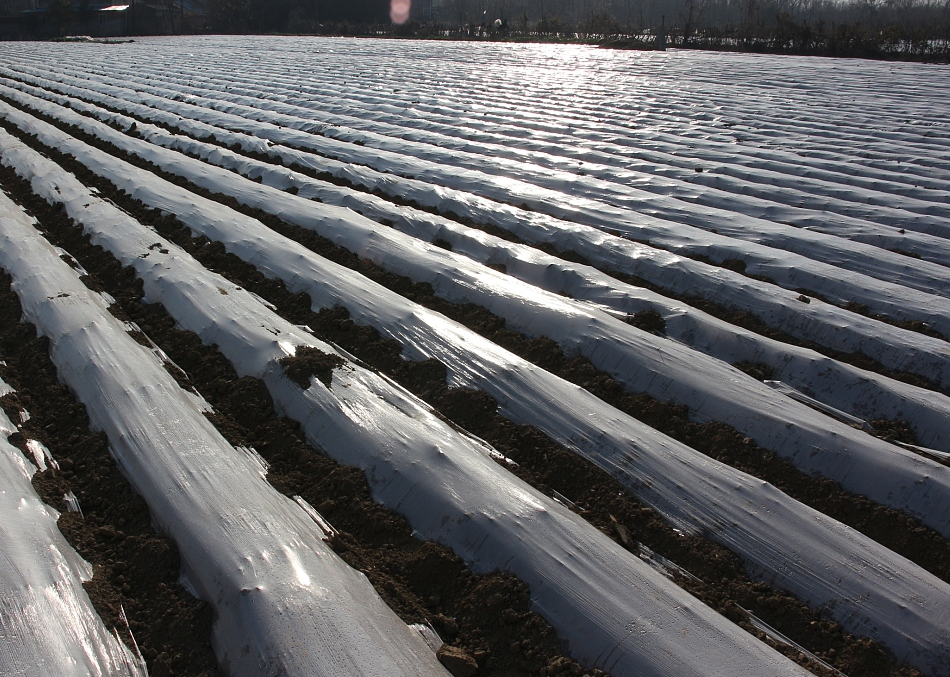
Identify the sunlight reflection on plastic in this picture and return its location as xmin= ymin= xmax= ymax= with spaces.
xmin=390 ymin=0 xmax=410 ymax=24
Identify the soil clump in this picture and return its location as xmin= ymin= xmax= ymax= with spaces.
xmin=278 ymin=346 xmax=345 ymax=388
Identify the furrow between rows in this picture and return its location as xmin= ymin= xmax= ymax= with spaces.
xmin=3 ymin=103 xmax=949 ymax=675
xmin=5 ymin=90 xmax=947 ymax=542
xmin=27 ymin=64 xmax=950 ymax=304
xmin=0 ymin=127 xmax=822 ymax=677
xmin=0 ymin=186 xmax=453 ymax=677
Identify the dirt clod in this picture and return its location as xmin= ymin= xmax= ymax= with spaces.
xmin=278 ymin=346 xmax=344 ymax=389
xmin=626 ymin=308 xmax=666 ymax=334
xmin=438 ymin=644 xmax=479 ymax=677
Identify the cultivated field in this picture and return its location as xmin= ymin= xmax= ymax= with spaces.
xmin=1 ymin=36 xmax=949 ymax=677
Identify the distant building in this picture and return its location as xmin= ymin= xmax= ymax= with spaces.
xmin=0 ymin=0 xmax=205 ymax=39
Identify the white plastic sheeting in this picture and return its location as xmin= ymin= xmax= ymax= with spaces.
xmin=5 ymin=70 xmax=948 ymax=395
xmin=0 ymin=138 xmax=816 ymax=677
xmin=234 ymin=90 xmax=950 ymax=254
xmin=5 ymin=96 xmax=948 ymax=542
xmin=7 ymin=39 xmax=950 ymax=195
xmin=4 ymin=126 xmax=950 ymax=677
xmin=79 ymin=62 xmax=950 ymax=296
xmin=13 ymin=76 xmax=950 ymax=442
xmin=14 ymin=52 xmax=950 ymax=234
xmin=0 ymin=386 xmax=147 ymax=677
xmin=51 ymin=57 xmax=950 ymax=259
xmin=0 ymin=193 xmax=450 ymax=677
xmin=14 ymin=63 xmax=950 ymax=321
xmin=56 ymin=101 xmax=950 ymax=454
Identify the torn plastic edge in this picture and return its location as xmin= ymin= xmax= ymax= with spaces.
xmin=177 ymin=570 xmax=200 ymax=599
xmin=763 ymin=380 xmax=871 ymax=431
xmin=236 ymin=445 xmax=269 ymax=479
xmin=124 ymin=324 xmax=213 ymax=413
xmin=64 ymin=490 xmax=83 ymax=517
xmin=738 ymin=606 xmax=846 ymax=676
xmin=894 ymin=441 xmax=950 ymax=466
xmin=52 ymin=245 xmax=89 ymax=277
xmin=293 ymin=495 xmax=337 ymax=538
xmin=247 ymin=290 xmax=277 ymax=311
xmin=124 ymin=320 xmax=191 ymax=380
xmin=409 ymin=622 xmax=444 ymax=655
xmin=636 ymin=542 xmax=702 ymax=584
xmin=116 ymin=605 xmax=149 ymax=676
xmin=0 ymin=398 xmax=18 ymax=436
xmin=552 ymin=489 xmax=580 ymax=512
xmin=26 ymin=438 xmax=58 ymax=472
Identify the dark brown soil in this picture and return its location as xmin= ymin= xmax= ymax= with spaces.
xmin=733 ymin=360 xmax=777 ymax=381
xmin=868 ymin=419 xmax=921 ymax=446
xmin=0 ymin=152 xmax=602 ymax=677
xmin=0 ymin=270 xmax=219 ymax=677
xmin=733 ymin=362 xmax=923 ymax=448
xmin=843 ymin=301 xmax=945 ymax=341
xmin=278 ymin=346 xmax=344 ymax=388
xmin=613 ymin=269 xmax=946 ymax=394
xmin=0 ymin=106 xmax=932 ymax=676
xmin=16 ymin=78 xmax=944 ymax=393
xmin=625 ymin=308 xmax=667 ymax=333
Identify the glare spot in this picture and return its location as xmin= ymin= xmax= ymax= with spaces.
xmin=390 ymin=0 xmax=410 ymax=24
xmin=285 ymin=546 xmax=311 ymax=587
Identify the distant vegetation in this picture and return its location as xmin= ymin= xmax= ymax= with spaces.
xmin=205 ymin=0 xmax=950 ymax=61
xmin=402 ymin=0 xmax=950 ymax=61
xmin=195 ymin=0 xmax=946 ymax=60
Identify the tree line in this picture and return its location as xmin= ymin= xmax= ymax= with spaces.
xmin=197 ymin=0 xmax=949 ymax=60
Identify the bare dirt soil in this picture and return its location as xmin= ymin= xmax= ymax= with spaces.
xmin=0 ymin=270 xmax=220 ymax=677
xmin=0 ymin=163 xmax=604 ymax=677
xmin=10 ymin=78 xmax=939 ymax=396
xmin=0 ymin=107 xmax=935 ymax=677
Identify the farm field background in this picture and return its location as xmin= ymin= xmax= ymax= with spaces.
xmin=0 ymin=36 xmax=949 ymax=677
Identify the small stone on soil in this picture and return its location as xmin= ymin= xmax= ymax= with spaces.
xmin=437 ymin=644 xmax=479 ymax=677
